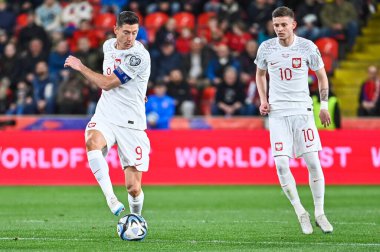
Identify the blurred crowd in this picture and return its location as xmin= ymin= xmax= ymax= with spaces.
xmin=0 ymin=0 xmax=378 ymax=126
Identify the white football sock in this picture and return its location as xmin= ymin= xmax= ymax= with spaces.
xmin=87 ymin=150 xmax=116 ymax=200
xmin=128 ymin=190 xmax=144 ymax=215
xmin=303 ymin=152 xmax=325 ymax=217
xmin=275 ymin=156 xmax=306 ymax=216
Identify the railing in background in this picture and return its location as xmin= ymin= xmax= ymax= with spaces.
xmin=2 ymin=116 xmax=380 ymax=130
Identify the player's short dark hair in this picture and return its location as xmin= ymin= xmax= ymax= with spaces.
xmin=272 ymin=6 xmax=295 ymax=19
xmin=117 ymin=11 xmax=139 ymax=27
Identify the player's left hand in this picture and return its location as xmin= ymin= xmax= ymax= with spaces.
xmin=64 ymin=55 xmax=83 ymax=72
xmin=319 ymin=109 xmax=331 ymax=127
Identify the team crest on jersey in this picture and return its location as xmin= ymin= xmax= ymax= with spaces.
xmin=292 ymin=58 xmax=302 ymax=68
xmin=275 ymin=142 xmax=283 ymax=151
xmin=130 ymin=56 xmax=141 ymax=66
xmin=88 ymin=122 xmax=96 ymax=128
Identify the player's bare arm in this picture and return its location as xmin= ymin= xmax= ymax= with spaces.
xmin=315 ymin=68 xmax=331 ymax=127
xmin=64 ymin=55 xmax=121 ymax=91
xmin=256 ymin=67 xmax=270 ymax=116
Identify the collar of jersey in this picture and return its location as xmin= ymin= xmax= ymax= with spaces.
xmin=276 ymin=34 xmax=298 ymax=49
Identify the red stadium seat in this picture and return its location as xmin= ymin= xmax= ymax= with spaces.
xmin=315 ymin=38 xmax=339 ymax=74
xmin=144 ymin=12 xmax=169 ymax=44
xmin=144 ymin=12 xmax=169 ymax=30
xmin=315 ymin=37 xmax=339 ymax=59
xmin=197 ymin=12 xmax=216 ymax=29
xmin=14 ymin=13 xmax=28 ymax=36
xmin=136 ymin=13 xmax=144 ymax=26
xmin=94 ymin=13 xmax=117 ymax=30
xmin=146 ymin=28 xmax=157 ymax=44
xmin=321 ymin=55 xmax=335 ymax=75
xmin=91 ymin=4 xmax=102 ymax=24
xmin=16 ymin=13 xmax=28 ymax=28
xmin=173 ymin=12 xmax=195 ymax=32
xmin=200 ymin=86 xmax=216 ymax=116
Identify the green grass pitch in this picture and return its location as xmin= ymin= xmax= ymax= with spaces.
xmin=0 ymin=185 xmax=379 ymax=251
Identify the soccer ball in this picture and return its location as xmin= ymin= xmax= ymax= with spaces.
xmin=117 ymin=214 xmax=148 ymax=241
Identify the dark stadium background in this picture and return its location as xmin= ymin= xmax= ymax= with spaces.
xmin=0 ymin=0 xmax=379 ymax=251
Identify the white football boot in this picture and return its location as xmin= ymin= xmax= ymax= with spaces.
xmin=107 ymin=197 xmax=125 ymax=216
xmin=316 ymin=214 xmax=333 ymax=233
xmin=298 ymin=212 xmax=313 ymax=234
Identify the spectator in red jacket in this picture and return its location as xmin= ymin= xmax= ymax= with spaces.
xmin=176 ymin=27 xmax=193 ymax=55
xmin=69 ymin=19 xmax=100 ymax=52
xmin=225 ymin=21 xmax=252 ymax=56
xmin=358 ymin=65 xmax=380 ymax=116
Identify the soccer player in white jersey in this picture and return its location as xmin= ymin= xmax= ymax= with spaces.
xmin=254 ymin=7 xmax=333 ymax=234
xmin=64 ymin=11 xmax=150 ymax=217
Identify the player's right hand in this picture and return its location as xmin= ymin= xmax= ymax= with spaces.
xmin=259 ymin=102 xmax=270 ymax=116
xmin=319 ymin=109 xmax=331 ymax=127
xmin=64 ymin=55 xmax=83 ymax=72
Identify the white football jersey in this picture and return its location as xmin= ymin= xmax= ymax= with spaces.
xmin=254 ymin=35 xmax=324 ymax=117
xmin=94 ymin=38 xmax=150 ymax=130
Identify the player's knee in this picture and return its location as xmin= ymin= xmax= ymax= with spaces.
xmin=307 ymin=165 xmax=324 ymax=179
xmin=303 ymin=152 xmax=323 ymax=176
xmin=126 ymin=184 xmax=141 ymax=197
xmin=85 ymin=137 xmax=104 ymax=151
xmin=274 ymin=156 xmax=290 ymax=176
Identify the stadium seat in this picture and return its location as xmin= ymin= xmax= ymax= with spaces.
xmin=146 ymin=28 xmax=157 ymax=44
xmin=136 ymin=13 xmax=144 ymax=25
xmin=315 ymin=37 xmax=339 ymax=74
xmin=196 ymin=12 xmax=217 ymax=42
xmin=144 ymin=12 xmax=169 ymax=31
xmin=322 ymin=55 xmax=335 ymax=74
xmin=16 ymin=13 xmax=28 ymax=28
xmin=173 ymin=12 xmax=195 ymax=32
xmin=14 ymin=13 xmax=28 ymax=36
xmin=197 ymin=12 xmax=216 ymax=29
xmin=91 ymin=4 xmax=102 ymax=24
xmin=144 ymin=12 xmax=169 ymax=44
xmin=94 ymin=13 xmax=117 ymax=30
xmin=200 ymin=86 xmax=216 ymax=116
xmin=315 ymin=37 xmax=339 ymax=59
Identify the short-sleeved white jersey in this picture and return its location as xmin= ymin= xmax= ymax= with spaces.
xmin=94 ymin=38 xmax=150 ymax=130
xmin=254 ymin=35 xmax=324 ymax=117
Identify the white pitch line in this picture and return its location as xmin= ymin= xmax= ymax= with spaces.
xmin=13 ymin=219 xmax=378 ymax=226
xmin=14 ymin=220 xmax=116 ymax=224
xmin=152 ymin=220 xmax=289 ymax=224
xmin=0 ymin=238 xmax=379 ymax=247
xmin=232 ymin=220 xmax=289 ymax=224
xmin=0 ymin=237 xmax=95 ymax=241
xmin=335 ymin=222 xmax=377 ymax=226
xmin=16 ymin=220 xmax=46 ymax=223
xmin=14 ymin=220 xmax=378 ymax=226
xmin=16 ymin=220 xmax=86 ymax=223
xmin=188 ymin=240 xmax=380 ymax=247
